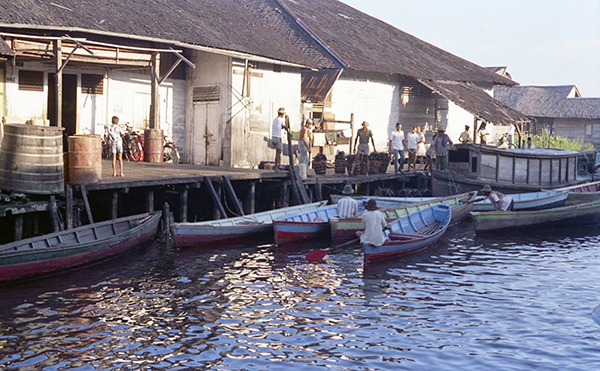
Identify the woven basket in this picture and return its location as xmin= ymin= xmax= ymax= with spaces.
xmin=368 ymin=159 xmax=381 ymax=174
xmin=334 ymin=159 xmax=346 ymax=174
xmin=313 ymin=160 xmax=327 ymax=175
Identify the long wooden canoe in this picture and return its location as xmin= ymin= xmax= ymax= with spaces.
xmin=471 ymin=199 xmax=600 ymax=232
xmin=0 ymin=212 xmax=162 ymax=283
xmin=330 ymin=192 xmax=476 ymax=243
xmin=273 ymin=199 xmax=408 ymax=244
xmin=363 ymin=203 xmax=452 ymax=262
xmin=472 ymin=190 xmax=568 ymax=212
xmin=172 ymin=201 xmax=326 ymax=247
xmin=553 ymin=180 xmax=600 ymax=202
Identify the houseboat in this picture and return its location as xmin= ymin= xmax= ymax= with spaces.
xmin=432 ymin=144 xmax=590 ymax=196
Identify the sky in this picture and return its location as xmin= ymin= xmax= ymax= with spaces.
xmin=339 ymin=0 xmax=600 ymax=97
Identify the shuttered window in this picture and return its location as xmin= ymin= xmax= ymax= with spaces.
xmin=18 ymin=70 xmax=44 ymax=92
xmin=82 ymin=74 xmax=104 ymax=95
xmin=193 ymin=86 xmax=219 ymax=102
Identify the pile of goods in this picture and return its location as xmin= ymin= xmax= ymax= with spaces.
xmin=334 ymin=151 xmax=347 ymax=174
xmin=312 ymin=153 xmax=328 ymax=175
xmin=346 ymin=154 xmax=367 ymax=175
xmin=368 ymin=152 xmax=391 ymax=174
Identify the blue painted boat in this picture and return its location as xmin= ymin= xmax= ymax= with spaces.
xmin=273 ymin=199 xmax=407 ymax=244
xmin=363 ymin=203 xmax=451 ymax=262
xmin=172 ymin=201 xmax=326 ymax=247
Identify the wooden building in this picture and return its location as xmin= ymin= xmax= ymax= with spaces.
xmin=494 ymin=85 xmax=600 ymax=146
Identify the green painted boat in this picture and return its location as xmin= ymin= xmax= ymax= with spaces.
xmin=553 ymin=180 xmax=600 ymax=203
xmin=330 ymin=192 xmax=476 ymax=243
xmin=471 ymin=198 xmax=600 ymax=232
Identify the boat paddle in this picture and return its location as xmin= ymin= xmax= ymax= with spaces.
xmin=305 ymin=239 xmax=360 ymax=262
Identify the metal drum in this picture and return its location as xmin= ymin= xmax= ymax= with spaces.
xmin=68 ymin=134 xmax=102 ymax=184
xmin=144 ymin=128 xmax=163 ymax=163
xmin=0 ymin=124 xmax=64 ymax=194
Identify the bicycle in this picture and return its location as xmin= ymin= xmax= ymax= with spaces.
xmin=100 ymin=122 xmax=143 ymax=162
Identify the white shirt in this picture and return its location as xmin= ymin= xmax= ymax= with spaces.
xmin=337 ymin=196 xmax=358 ymax=218
xmin=272 ymin=116 xmax=285 ymax=139
xmin=407 ymin=132 xmax=419 ymax=150
xmin=360 ymin=210 xmax=387 ymax=246
xmin=390 ymin=130 xmax=405 ymax=151
xmin=108 ymin=124 xmax=122 ymax=144
xmin=490 ymin=192 xmax=513 ymax=211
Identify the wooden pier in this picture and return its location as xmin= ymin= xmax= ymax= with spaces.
xmin=0 ymin=160 xmax=428 ymax=244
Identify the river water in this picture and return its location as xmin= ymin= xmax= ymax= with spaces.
xmin=1 ymin=223 xmax=600 ymax=370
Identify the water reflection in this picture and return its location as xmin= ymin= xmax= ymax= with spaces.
xmin=1 ymin=225 xmax=600 ymax=369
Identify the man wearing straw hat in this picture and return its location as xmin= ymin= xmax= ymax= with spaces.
xmin=477 ymin=184 xmax=514 ymax=211
xmin=272 ymin=107 xmax=289 ymax=171
xmin=352 ymin=121 xmax=376 ymax=174
xmin=337 ymin=184 xmax=358 ymax=218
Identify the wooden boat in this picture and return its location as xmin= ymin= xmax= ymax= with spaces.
xmin=172 ymin=201 xmax=326 ymax=247
xmin=432 ymin=144 xmax=589 ymax=196
xmin=553 ymin=180 xmax=600 ymax=202
xmin=472 ymin=190 xmax=568 ymax=212
xmin=330 ymin=192 xmax=476 ymax=243
xmin=0 ymin=212 xmax=162 ymax=283
xmin=363 ymin=203 xmax=452 ymax=262
xmin=273 ymin=199 xmax=411 ymax=244
xmin=471 ymin=199 xmax=600 ymax=232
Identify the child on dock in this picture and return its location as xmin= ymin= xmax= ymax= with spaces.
xmin=108 ymin=116 xmax=124 ymax=177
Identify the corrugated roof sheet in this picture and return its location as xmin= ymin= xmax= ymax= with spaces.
xmin=494 ymin=85 xmax=600 ymax=119
xmin=282 ymin=0 xmax=516 ymax=85
xmin=0 ymin=0 xmax=340 ymax=69
xmin=422 ymin=80 xmax=528 ymax=125
xmin=0 ymin=36 xmax=14 ymax=56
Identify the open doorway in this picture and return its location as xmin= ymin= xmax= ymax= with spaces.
xmin=48 ymin=73 xmax=77 ymax=137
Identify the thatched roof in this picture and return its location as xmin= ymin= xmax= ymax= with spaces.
xmin=422 ymin=80 xmax=528 ymax=125
xmin=494 ymin=85 xmax=600 ymax=120
xmin=282 ymin=0 xmax=516 ymax=85
xmin=0 ymin=0 xmax=341 ymax=69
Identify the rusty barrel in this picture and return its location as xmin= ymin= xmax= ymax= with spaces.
xmin=0 ymin=124 xmax=64 ymax=194
xmin=144 ymin=128 xmax=163 ymax=163
xmin=68 ymin=135 xmax=102 ymax=184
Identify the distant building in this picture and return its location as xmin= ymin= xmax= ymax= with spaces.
xmin=494 ymin=85 xmax=600 ymax=146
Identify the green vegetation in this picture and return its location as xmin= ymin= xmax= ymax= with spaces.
xmin=530 ymin=130 xmax=594 ymax=151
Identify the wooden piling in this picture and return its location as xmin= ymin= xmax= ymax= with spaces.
xmin=110 ymin=191 xmax=119 ymax=219
xmin=179 ymin=186 xmax=188 ymax=222
xmin=146 ymin=190 xmax=155 ymax=212
xmin=66 ymin=185 xmax=73 ymax=230
xmin=14 ymin=215 xmax=23 ymax=241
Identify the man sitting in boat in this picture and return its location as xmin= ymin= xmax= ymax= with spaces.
xmin=360 ymin=199 xmax=390 ymax=246
xmin=337 ymin=184 xmax=359 ymax=218
xmin=478 ymin=184 xmax=515 ymax=211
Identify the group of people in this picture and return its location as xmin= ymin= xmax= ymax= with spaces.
xmin=388 ymin=123 xmax=453 ymax=173
xmin=458 ymin=124 xmax=536 ymax=149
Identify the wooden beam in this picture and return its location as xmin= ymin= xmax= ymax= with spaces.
xmin=244 ymin=181 xmax=256 ymax=214
xmin=66 ymin=184 xmax=73 ymax=230
xmin=14 ymin=215 xmax=23 ymax=241
xmin=222 ymin=176 xmax=244 ymax=216
xmin=54 ymin=39 xmax=62 ymax=127
xmin=149 ymin=52 xmax=160 ymax=129
xmin=204 ymin=176 xmax=227 ymax=219
xmin=50 ymin=196 xmax=60 ymax=232
xmin=179 ymin=187 xmax=188 ymax=222
xmin=315 ymin=179 xmax=323 ymax=201
xmin=146 ymin=190 xmax=155 ymax=212
xmin=110 ymin=191 xmax=119 ymax=219
xmin=80 ymin=185 xmax=94 ymax=224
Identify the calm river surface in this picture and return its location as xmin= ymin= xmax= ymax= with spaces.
xmin=1 ymin=223 xmax=600 ymax=370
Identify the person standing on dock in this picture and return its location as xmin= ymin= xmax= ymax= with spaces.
xmin=477 ymin=184 xmax=514 ymax=211
xmin=298 ymin=119 xmax=313 ymax=179
xmin=416 ymin=127 xmax=426 ymax=167
xmin=352 ymin=121 xmax=376 ymax=174
xmin=108 ymin=116 xmax=124 ymax=177
xmin=526 ymin=137 xmax=536 ymax=149
xmin=432 ymin=129 xmax=453 ymax=170
xmin=389 ymin=122 xmax=406 ymax=173
xmin=407 ymin=127 xmax=419 ymax=171
xmin=272 ymin=107 xmax=289 ymax=171
xmin=360 ymin=199 xmax=390 ymax=247
xmin=459 ymin=125 xmax=472 ymax=144
xmin=337 ymin=184 xmax=358 ymax=218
